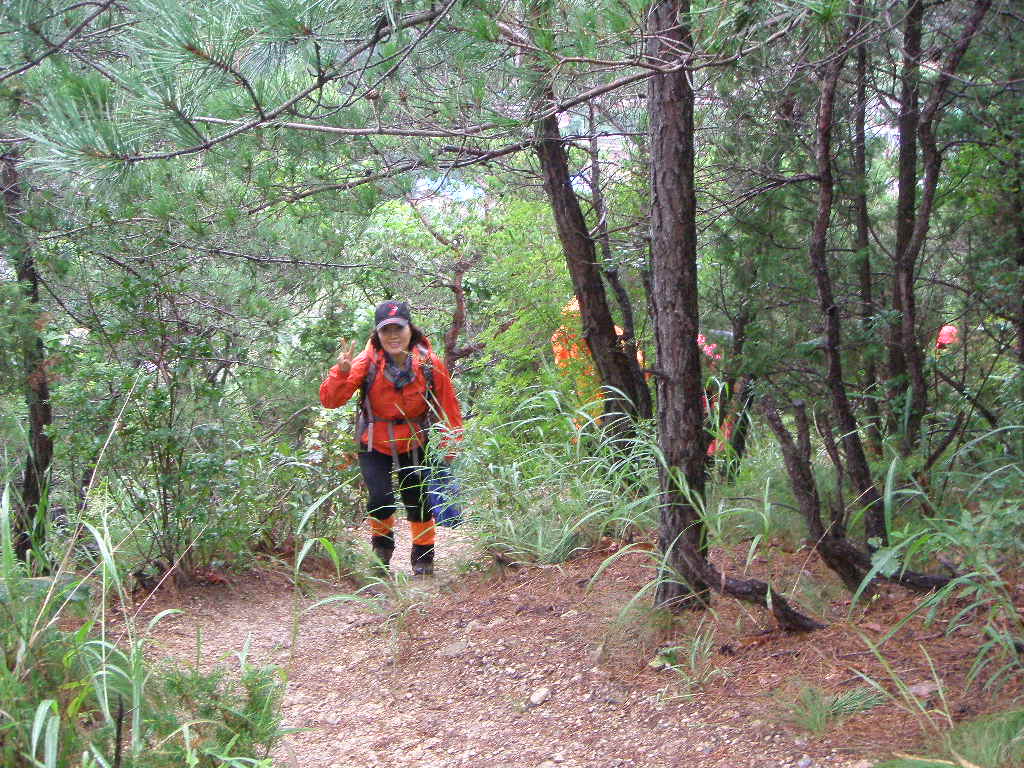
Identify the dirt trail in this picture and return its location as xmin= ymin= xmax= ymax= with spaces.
xmin=141 ymin=530 xmax=885 ymax=768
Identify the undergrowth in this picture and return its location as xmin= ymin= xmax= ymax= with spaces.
xmin=649 ymin=622 xmax=727 ymax=699
xmin=0 ymin=487 xmax=286 ymax=768
xmin=456 ymin=397 xmax=1023 ymax=764
xmin=781 ymin=683 xmax=886 ymax=735
xmin=457 ymin=389 xmax=660 ymax=566
xmin=873 ymin=708 xmax=1024 ymax=768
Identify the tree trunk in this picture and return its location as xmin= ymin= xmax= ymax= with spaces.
xmin=645 ymin=2 xmax=822 ymax=632
xmin=890 ymin=0 xmax=992 ymax=452
xmin=442 ymin=261 xmax=484 ymax=371
xmin=854 ymin=39 xmax=882 ymax=456
xmin=1 ymin=152 xmax=54 ymax=561
xmin=720 ymin=255 xmax=755 ymax=475
xmin=1010 ymin=150 xmax=1024 ymax=458
xmin=585 ymin=103 xmax=638 ymax=364
xmin=404 ymin=197 xmax=484 ymax=370
xmin=1014 ymin=153 xmax=1024 ymax=411
xmin=588 ymin=103 xmax=641 ymax=369
xmin=889 ymin=0 xmax=926 ymax=452
xmin=724 ymin=375 xmax=755 ymax=480
xmin=646 ymin=0 xmax=711 ymax=609
xmin=763 ymin=399 xmax=949 ymax=595
xmin=535 ymin=109 xmax=652 ymax=421
xmin=805 ymin=2 xmax=888 ymax=545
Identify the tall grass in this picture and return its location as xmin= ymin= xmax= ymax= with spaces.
xmin=455 ymin=388 xmax=661 ymax=565
xmin=861 ymin=429 xmax=1024 ymax=692
xmin=0 ymin=487 xmax=286 ymax=767
xmin=874 ymin=708 xmax=1024 ymax=768
xmin=649 ymin=621 xmax=728 ymax=698
xmin=783 ymin=684 xmax=886 ymax=735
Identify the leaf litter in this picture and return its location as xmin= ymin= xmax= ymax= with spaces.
xmin=131 ymin=530 xmax=1022 ymax=768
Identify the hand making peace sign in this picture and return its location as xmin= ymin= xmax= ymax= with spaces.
xmin=336 ymin=338 xmax=357 ymax=375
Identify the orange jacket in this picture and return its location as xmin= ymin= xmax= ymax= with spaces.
xmin=319 ymin=341 xmax=463 ymax=456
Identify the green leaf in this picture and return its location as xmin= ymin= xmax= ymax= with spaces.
xmin=870 ymin=546 xmax=902 ymax=579
xmin=30 ymin=700 xmax=58 ymax=762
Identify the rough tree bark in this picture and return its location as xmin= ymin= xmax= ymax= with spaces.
xmin=763 ymin=401 xmax=866 ymax=592
xmin=904 ymin=0 xmax=993 ymax=267
xmin=890 ymin=0 xmax=993 ymax=452
xmin=999 ymin=147 xmax=1024 ymax=459
xmin=646 ymin=0 xmax=821 ymax=631
xmin=805 ymin=3 xmax=889 ymax=546
xmin=646 ymin=0 xmax=710 ymax=609
xmin=587 ymin=102 xmax=641 ymax=371
xmin=888 ymin=0 xmax=926 ymax=451
xmin=1 ymin=151 xmax=54 ymax=561
xmin=1014 ymin=153 xmax=1024 ymax=416
xmin=854 ymin=37 xmax=882 ymax=456
xmin=535 ymin=108 xmax=652 ymax=422
xmin=764 ymin=398 xmax=950 ymax=594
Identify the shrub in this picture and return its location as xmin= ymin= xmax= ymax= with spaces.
xmin=0 ymin=488 xmax=286 ymax=768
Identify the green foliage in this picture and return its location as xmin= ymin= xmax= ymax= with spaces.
xmin=0 ymin=551 xmax=95 ymax=767
xmin=874 ymin=709 xmax=1024 ymax=768
xmin=0 ymin=14 xmax=1021 ymax=768
xmin=0 ymin=281 xmax=33 ymax=398
xmin=145 ymin=656 xmax=284 ymax=767
xmin=783 ymin=684 xmax=885 ymax=735
xmin=917 ymin=566 xmax=1023 ymax=694
xmin=0 ymin=488 xmax=285 ymax=768
xmin=707 ymin=456 xmax=806 ymax=556
xmin=459 ymin=389 xmax=659 ymax=566
xmin=844 ymin=434 xmax=1024 ymax=693
xmin=649 ymin=623 xmax=727 ymax=697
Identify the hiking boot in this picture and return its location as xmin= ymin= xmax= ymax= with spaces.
xmin=410 ymin=544 xmax=434 ymax=577
xmin=371 ymin=534 xmax=395 ymax=575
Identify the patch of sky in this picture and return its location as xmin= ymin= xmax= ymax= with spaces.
xmin=411 ymin=175 xmax=482 ymax=202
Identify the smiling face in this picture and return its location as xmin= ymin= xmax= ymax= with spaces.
xmin=377 ymin=322 xmax=412 ymax=357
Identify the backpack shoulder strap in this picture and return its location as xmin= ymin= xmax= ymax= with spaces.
xmin=362 ymin=350 xmax=380 ymax=394
xmin=355 ymin=349 xmax=382 ymax=450
xmin=416 ymin=344 xmax=441 ymax=428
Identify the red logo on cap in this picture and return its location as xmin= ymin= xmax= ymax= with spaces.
xmin=388 ymin=305 xmax=398 ymax=316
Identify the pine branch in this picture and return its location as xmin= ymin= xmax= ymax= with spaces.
xmin=95 ymin=4 xmax=458 ymax=165
xmin=247 ymin=141 xmax=531 ymax=215
xmin=0 ymin=0 xmax=118 ymax=85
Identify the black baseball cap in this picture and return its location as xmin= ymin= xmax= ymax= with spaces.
xmin=374 ymin=300 xmax=411 ymax=331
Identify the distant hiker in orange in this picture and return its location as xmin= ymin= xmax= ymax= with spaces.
xmin=320 ymin=301 xmax=463 ymax=576
xmin=551 ymin=298 xmax=731 ymax=455
xmin=550 ymin=297 xmax=643 ymax=409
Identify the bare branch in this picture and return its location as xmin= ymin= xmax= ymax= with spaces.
xmin=193 ymin=245 xmax=367 ymax=270
xmin=191 ymin=115 xmax=500 ymax=139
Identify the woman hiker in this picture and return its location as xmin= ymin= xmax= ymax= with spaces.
xmin=319 ymin=301 xmax=463 ymax=576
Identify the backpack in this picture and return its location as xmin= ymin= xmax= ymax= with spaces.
xmin=427 ymin=460 xmax=463 ymax=527
xmin=355 ymin=343 xmax=438 ymax=454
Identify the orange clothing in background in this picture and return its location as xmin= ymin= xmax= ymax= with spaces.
xmin=551 ymin=302 xmax=731 ymax=455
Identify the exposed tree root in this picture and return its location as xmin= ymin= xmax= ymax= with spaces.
xmin=763 ymin=398 xmax=952 ymax=598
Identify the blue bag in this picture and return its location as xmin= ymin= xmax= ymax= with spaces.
xmin=427 ymin=462 xmax=463 ymax=527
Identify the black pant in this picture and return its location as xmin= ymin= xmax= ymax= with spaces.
xmin=358 ymin=447 xmax=431 ymax=523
